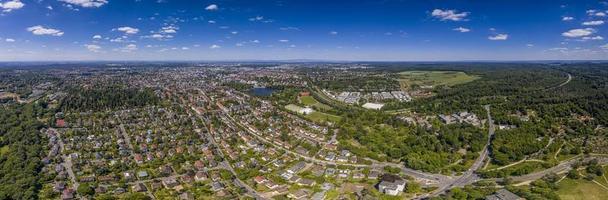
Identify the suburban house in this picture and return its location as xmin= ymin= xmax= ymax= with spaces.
xmin=377 ymin=174 xmax=406 ymax=196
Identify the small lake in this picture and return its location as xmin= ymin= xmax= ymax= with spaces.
xmin=250 ymin=87 xmax=277 ymax=97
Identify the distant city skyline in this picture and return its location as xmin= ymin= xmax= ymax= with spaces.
xmin=0 ymin=0 xmax=607 ymax=61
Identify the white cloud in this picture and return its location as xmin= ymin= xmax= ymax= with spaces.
xmin=601 ymin=43 xmax=608 ymax=49
xmin=251 ymin=40 xmax=260 ymax=43
xmin=119 ymin=44 xmax=137 ymax=52
xmin=84 ymin=44 xmax=101 ymax=52
xmin=46 ymin=5 xmax=53 ymax=10
xmin=587 ymin=10 xmax=607 ymax=17
xmin=562 ymin=28 xmax=595 ymax=37
xmin=27 ymin=25 xmax=64 ymax=36
xmin=162 ymin=29 xmax=176 ymax=34
xmin=205 ymin=4 xmax=218 ymax=11
xmin=249 ymin=16 xmax=264 ymax=21
xmin=181 ymin=47 xmax=189 ymax=50
xmin=0 ymin=0 xmax=25 ymax=12
xmin=58 ymin=0 xmax=108 ymax=8
xmin=548 ymin=47 xmax=568 ymax=51
xmin=208 ymin=20 xmax=216 ymax=24
xmin=453 ymin=27 xmax=470 ymax=32
xmin=161 ymin=25 xmax=178 ymax=34
xmin=329 ymin=31 xmax=338 ymax=35
xmin=582 ymin=36 xmax=604 ymax=40
xmin=116 ymin=26 xmax=139 ymax=34
xmin=110 ymin=37 xmax=132 ymax=43
xmin=562 ymin=16 xmax=574 ymax=21
xmin=209 ymin=44 xmax=221 ymax=49
xmin=5 ymin=38 xmax=15 ymax=42
xmin=526 ymin=44 xmax=534 ymax=47
xmin=582 ymin=20 xmax=604 ymax=26
xmin=279 ymin=27 xmax=300 ymax=31
xmin=231 ymin=31 xmax=238 ymax=35
xmin=143 ymin=33 xmax=173 ymax=40
xmin=92 ymin=35 xmax=102 ymax=39
xmin=488 ymin=34 xmax=508 ymax=40
xmin=278 ymin=39 xmax=289 ymax=43
xmin=431 ymin=9 xmax=469 ymax=21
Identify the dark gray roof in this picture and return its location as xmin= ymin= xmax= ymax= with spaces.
xmin=486 ymin=189 xmax=522 ymax=200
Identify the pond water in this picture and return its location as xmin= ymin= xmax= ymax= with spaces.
xmin=250 ymin=87 xmax=277 ymax=97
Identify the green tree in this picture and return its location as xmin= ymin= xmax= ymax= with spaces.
xmin=567 ymin=169 xmax=580 ymax=179
xmin=405 ymin=182 xmax=421 ymax=194
xmin=121 ymin=192 xmax=151 ymax=200
xmin=77 ymin=183 xmax=95 ymax=196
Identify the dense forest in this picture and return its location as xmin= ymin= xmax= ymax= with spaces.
xmin=60 ymin=85 xmax=161 ymax=112
xmin=0 ymin=103 xmax=48 ymax=199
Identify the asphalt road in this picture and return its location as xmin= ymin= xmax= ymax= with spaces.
xmin=422 ymin=105 xmax=495 ymax=198
xmin=547 ymin=73 xmax=572 ymax=90
xmin=219 ymin=105 xmax=452 ymax=186
xmin=488 ymin=155 xmax=608 ymax=183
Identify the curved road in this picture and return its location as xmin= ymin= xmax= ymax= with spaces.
xmin=218 ymin=108 xmax=452 ymax=184
xmin=547 ymin=73 xmax=572 ymax=90
xmin=215 ymin=87 xmax=598 ymax=199
xmin=421 ymin=105 xmax=495 ymax=198
xmin=486 ymin=155 xmax=608 ymax=183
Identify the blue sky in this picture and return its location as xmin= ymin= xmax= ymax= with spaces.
xmin=0 ymin=0 xmax=607 ymax=61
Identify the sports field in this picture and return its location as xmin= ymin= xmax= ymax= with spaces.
xmin=397 ymin=71 xmax=480 ymax=89
xmin=285 ymin=104 xmax=305 ymax=113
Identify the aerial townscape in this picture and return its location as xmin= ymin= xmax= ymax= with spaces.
xmin=1 ymin=1 xmax=608 ymax=200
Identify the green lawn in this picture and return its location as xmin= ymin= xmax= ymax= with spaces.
xmin=300 ymin=96 xmax=333 ymax=111
xmin=397 ymin=71 xmax=480 ymax=89
xmin=285 ymin=104 xmax=341 ymax=123
xmin=300 ymin=96 xmax=318 ymax=105
xmin=557 ymin=178 xmax=608 ymax=200
xmin=305 ymin=111 xmax=342 ymax=124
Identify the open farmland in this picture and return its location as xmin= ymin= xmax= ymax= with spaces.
xmin=397 ymin=71 xmax=480 ymax=89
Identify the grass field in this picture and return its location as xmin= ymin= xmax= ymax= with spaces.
xmin=557 ymin=178 xmax=608 ymax=200
xmin=305 ymin=111 xmax=342 ymax=124
xmin=397 ymin=71 xmax=480 ymax=89
xmin=299 ymin=96 xmax=333 ymax=111
xmin=285 ymin=104 xmax=305 ymax=112
xmin=300 ymin=96 xmax=317 ymax=105
xmin=285 ymin=103 xmax=342 ymax=123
